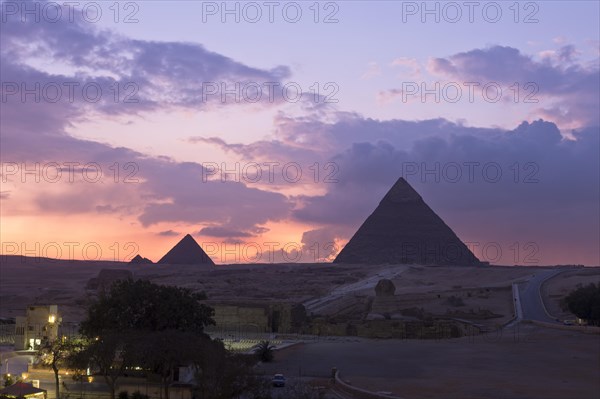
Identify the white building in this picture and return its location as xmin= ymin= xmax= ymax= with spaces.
xmin=14 ymin=305 xmax=60 ymax=350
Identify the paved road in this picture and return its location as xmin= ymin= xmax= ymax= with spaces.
xmin=517 ymin=268 xmax=565 ymax=324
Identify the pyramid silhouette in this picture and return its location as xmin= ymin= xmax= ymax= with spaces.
xmin=158 ymin=234 xmax=215 ymax=265
xmin=334 ymin=177 xmax=480 ymax=266
xmin=129 ymin=254 xmax=153 ymax=264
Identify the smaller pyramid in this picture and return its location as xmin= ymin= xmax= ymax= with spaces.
xmin=158 ymin=234 xmax=215 ymax=265
xmin=129 ymin=254 xmax=153 ymax=264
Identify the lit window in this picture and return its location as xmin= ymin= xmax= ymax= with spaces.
xmin=48 ymin=315 xmax=56 ymax=324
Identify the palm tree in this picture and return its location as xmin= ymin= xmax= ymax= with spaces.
xmin=253 ymin=340 xmax=275 ymax=362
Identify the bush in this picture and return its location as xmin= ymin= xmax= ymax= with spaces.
xmin=118 ymin=392 xmax=129 ymax=399
xmin=446 ymin=295 xmax=465 ymax=307
xmin=562 ymin=283 xmax=600 ymax=325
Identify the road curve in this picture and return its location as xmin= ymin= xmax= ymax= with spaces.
xmin=518 ymin=268 xmax=566 ymax=324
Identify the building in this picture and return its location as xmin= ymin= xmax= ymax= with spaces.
xmin=14 ymin=305 xmax=60 ymax=350
xmin=206 ymin=301 xmax=307 ymax=336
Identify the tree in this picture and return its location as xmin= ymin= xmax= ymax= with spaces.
xmin=79 ymin=279 xmax=216 ymax=399
xmin=562 ymin=283 xmax=600 ymax=325
xmin=80 ymin=279 xmax=214 ymax=334
xmin=139 ymin=331 xmax=211 ymax=399
xmin=194 ymin=344 xmax=260 ymax=399
xmin=254 ymin=340 xmax=275 ymax=363
xmin=37 ymin=336 xmax=82 ymax=399
xmin=78 ymin=333 xmax=140 ymax=399
xmin=3 ymin=374 xmax=13 ymax=387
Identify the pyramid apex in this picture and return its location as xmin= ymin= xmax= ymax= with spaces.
xmin=158 ymin=234 xmax=215 ymax=265
xmin=381 ymin=176 xmax=422 ymax=204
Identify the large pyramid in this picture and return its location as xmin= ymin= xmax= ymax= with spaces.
xmin=334 ymin=177 xmax=480 ymax=266
xmin=158 ymin=234 xmax=215 ymax=265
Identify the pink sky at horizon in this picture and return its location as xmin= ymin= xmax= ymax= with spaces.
xmin=1 ymin=1 xmax=598 ymax=266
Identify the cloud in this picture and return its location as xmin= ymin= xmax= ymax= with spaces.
xmin=199 ymin=226 xmax=269 ymax=238
xmin=0 ymin=1 xmax=297 ymax=236
xmin=157 ymin=230 xmax=180 ymax=237
xmin=428 ymin=45 xmax=599 ymax=128
xmin=361 ymin=62 xmax=381 ymax=80
xmin=2 ymin=7 xmax=598 ymax=264
xmin=0 ymin=1 xmax=292 ymax=115
xmin=156 ymin=111 xmax=600 ymax=265
xmin=391 ymin=57 xmax=422 ymax=79
xmin=203 ymin=109 xmax=599 ymax=264
xmin=136 ymin=161 xmax=292 ymax=229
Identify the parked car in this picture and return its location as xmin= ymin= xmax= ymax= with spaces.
xmin=272 ymin=373 xmax=286 ymax=387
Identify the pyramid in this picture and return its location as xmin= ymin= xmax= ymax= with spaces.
xmin=334 ymin=177 xmax=480 ymax=266
xmin=129 ymin=254 xmax=153 ymax=264
xmin=158 ymin=234 xmax=215 ymax=265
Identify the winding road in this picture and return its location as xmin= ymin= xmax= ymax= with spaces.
xmin=515 ymin=268 xmax=566 ymax=324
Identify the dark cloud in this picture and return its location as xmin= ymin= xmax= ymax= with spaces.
xmin=429 ymin=45 xmax=600 ymax=127
xmin=206 ymin=112 xmax=598 ymax=264
xmin=157 ymin=230 xmax=180 ymax=237
xmin=199 ymin=226 xmax=269 ymax=238
xmin=1 ymin=1 xmax=292 ymax=116
xmin=2 ymin=5 xmax=598 ymax=264
xmin=0 ymin=1 xmax=296 ymax=235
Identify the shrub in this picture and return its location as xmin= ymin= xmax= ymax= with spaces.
xmin=561 ymin=283 xmax=600 ymax=325
xmin=446 ymin=295 xmax=465 ymax=307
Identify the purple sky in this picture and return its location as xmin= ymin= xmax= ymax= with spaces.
xmin=1 ymin=1 xmax=599 ymax=265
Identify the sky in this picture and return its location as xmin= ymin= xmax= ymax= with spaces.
xmin=0 ymin=0 xmax=599 ymax=265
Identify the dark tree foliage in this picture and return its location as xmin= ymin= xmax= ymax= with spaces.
xmin=194 ymin=343 xmax=261 ymax=399
xmin=78 ymin=279 xmax=216 ymax=399
xmin=78 ymin=333 xmax=141 ymax=399
xmin=562 ymin=283 xmax=600 ymax=325
xmin=80 ymin=279 xmax=214 ymax=336
xmin=138 ymin=330 xmax=215 ymax=399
